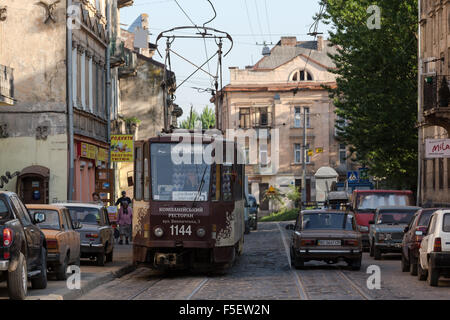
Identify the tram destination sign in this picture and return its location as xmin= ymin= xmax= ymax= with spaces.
xmin=425 ymin=139 xmax=450 ymax=158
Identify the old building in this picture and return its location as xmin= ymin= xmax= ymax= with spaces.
xmin=219 ymin=36 xmax=357 ymax=211
xmin=418 ymin=0 xmax=450 ymax=206
xmin=112 ymin=14 xmax=180 ymax=199
xmin=0 ymin=0 xmax=129 ymax=203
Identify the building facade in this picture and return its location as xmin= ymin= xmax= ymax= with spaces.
xmin=0 ymin=0 xmax=129 ymax=204
xmin=220 ymin=37 xmax=357 ymax=211
xmin=418 ymin=0 xmax=450 ymax=206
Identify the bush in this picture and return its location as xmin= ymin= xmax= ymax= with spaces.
xmin=260 ymin=208 xmax=299 ymax=222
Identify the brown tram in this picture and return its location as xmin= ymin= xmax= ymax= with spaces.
xmin=131 ymin=131 xmax=245 ymax=271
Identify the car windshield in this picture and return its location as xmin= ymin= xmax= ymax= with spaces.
xmin=444 ymin=213 xmax=450 ymax=232
xmin=302 ymin=212 xmax=355 ymax=230
xmin=28 ymin=209 xmax=60 ymax=230
xmin=357 ymin=193 xmax=411 ymax=210
xmin=377 ymin=210 xmax=417 ymax=224
xmin=67 ymin=207 xmax=101 ymax=225
xmin=151 ymin=143 xmax=211 ymax=201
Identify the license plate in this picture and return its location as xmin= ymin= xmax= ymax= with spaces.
xmin=318 ymin=240 xmax=341 ymax=246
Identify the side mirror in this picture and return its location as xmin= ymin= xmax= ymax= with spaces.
xmin=368 ymin=220 xmax=374 ymax=225
xmin=404 ymin=226 xmax=409 ymax=233
xmin=285 ymin=224 xmax=295 ymax=230
xmin=33 ymin=212 xmax=46 ymax=224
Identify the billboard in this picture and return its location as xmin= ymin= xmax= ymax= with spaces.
xmin=111 ymin=134 xmax=134 ymax=162
xmin=425 ymin=139 xmax=450 ymax=158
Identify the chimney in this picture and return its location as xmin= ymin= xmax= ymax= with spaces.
xmin=317 ymin=36 xmax=324 ymax=51
xmin=280 ymin=37 xmax=297 ymax=47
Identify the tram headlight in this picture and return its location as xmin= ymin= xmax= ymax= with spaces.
xmin=154 ymin=227 xmax=164 ymax=238
xmin=196 ymin=227 xmax=206 ymax=238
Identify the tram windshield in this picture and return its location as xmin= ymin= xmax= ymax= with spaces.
xmin=151 ymin=143 xmax=211 ymax=201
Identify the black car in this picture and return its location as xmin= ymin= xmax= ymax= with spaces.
xmin=0 ymin=191 xmax=48 ymax=300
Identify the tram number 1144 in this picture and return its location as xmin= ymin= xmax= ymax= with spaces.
xmin=170 ymin=225 xmax=192 ymax=236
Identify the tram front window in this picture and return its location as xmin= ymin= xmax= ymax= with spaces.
xmin=151 ymin=143 xmax=211 ymax=201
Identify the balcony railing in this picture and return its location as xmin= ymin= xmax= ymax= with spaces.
xmin=118 ymin=47 xmax=137 ymax=78
xmin=0 ymin=65 xmax=14 ymax=106
xmin=423 ymin=75 xmax=450 ymax=111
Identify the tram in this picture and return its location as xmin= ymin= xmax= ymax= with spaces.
xmin=132 ymin=132 xmax=245 ymax=271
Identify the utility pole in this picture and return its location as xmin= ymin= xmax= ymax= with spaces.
xmin=301 ymin=108 xmax=307 ymax=209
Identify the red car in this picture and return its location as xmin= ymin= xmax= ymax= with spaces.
xmin=350 ymin=190 xmax=415 ymax=249
xmin=401 ymin=208 xmax=440 ymax=275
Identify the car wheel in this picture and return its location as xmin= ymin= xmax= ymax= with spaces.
xmin=401 ymin=252 xmax=410 ymax=272
xmin=350 ymin=256 xmax=362 ymax=271
xmin=289 ymin=247 xmax=295 ymax=267
xmin=74 ymin=255 xmax=81 ymax=267
xmin=374 ymin=246 xmax=382 ymax=260
xmin=409 ymin=252 xmax=418 ymax=276
xmin=97 ymin=250 xmax=105 ymax=266
xmin=427 ymin=265 xmax=440 ymax=287
xmin=7 ymin=252 xmax=27 ymax=300
xmin=55 ymin=254 xmax=69 ymax=281
xmin=417 ymin=261 xmax=427 ymax=281
xmin=369 ymin=241 xmax=374 ymax=257
xmin=106 ymin=249 xmax=113 ymax=263
xmin=31 ymin=247 xmax=48 ymax=289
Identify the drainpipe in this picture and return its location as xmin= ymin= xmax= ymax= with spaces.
xmin=106 ymin=1 xmax=112 ymax=164
xmin=417 ymin=0 xmax=422 ymax=206
xmin=67 ymin=0 xmax=75 ymax=201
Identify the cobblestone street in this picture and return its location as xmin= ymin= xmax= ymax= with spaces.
xmin=79 ymin=222 xmax=450 ymax=300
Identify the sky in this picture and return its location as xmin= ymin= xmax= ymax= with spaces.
xmin=119 ymin=0 xmax=330 ymax=121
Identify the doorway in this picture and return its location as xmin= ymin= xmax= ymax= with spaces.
xmin=17 ymin=166 xmax=50 ymax=204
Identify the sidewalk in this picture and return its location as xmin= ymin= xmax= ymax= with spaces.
xmin=24 ymin=244 xmax=135 ymax=300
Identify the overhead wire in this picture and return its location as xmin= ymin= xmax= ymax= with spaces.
xmin=243 ymin=0 xmax=258 ymax=44
xmin=264 ymin=0 xmax=273 ymax=44
xmin=253 ymin=0 xmax=265 ymax=42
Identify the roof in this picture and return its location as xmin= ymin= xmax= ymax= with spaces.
xmin=377 ymin=206 xmax=421 ymax=211
xmin=26 ymin=204 xmax=66 ymax=211
xmin=354 ymin=190 xmax=413 ymax=194
xmin=253 ymin=40 xmax=338 ymax=70
xmin=315 ymin=166 xmax=338 ymax=178
xmin=53 ymin=202 xmax=104 ymax=209
xmin=301 ymin=209 xmax=348 ymax=214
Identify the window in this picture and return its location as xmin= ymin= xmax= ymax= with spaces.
xmin=11 ymin=196 xmax=32 ymax=226
xmin=294 ymin=144 xmax=301 ymax=163
xmin=93 ymin=61 xmax=98 ymax=114
xmin=211 ymin=164 xmax=220 ymax=201
xmin=433 ymin=159 xmax=436 ymax=190
xmin=339 ymin=144 xmax=346 ymax=165
xmin=28 ymin=209 xmax=61 ymax=230
xmin=72 ymin=47 xmax=77 ymax=107
xmin=260 ymin=108 xmax=268 ymax=126
xmin=424 ymin=159 xmax=427 ymax=189
xmin=0 ymin=199 xmax=10 ymax=220
xmin=428 ymin=215 xmax=436 ymax=234
xmin=439 ymin=158 xmax=444 ymax=189
xmin=234 ymin=165 xmax=244 ymax=200
xmin=85 ymin=54 xmax=90 ymax=110
xmin=239 ymin=108 xmax=250 ymax=128
xmin=447 ymin=158 xmax=450 ymax=189
xmin=259 ymin=143 xmax=268 ymax=167
xmin=222 ymin=165 xmax=233 ymax=201
xmin=77 ymin=50 xmax=82 ymax=108
xmin=443 ymin=213 xmax=450 ymax=232
xmin=64 ymin=209 xmax=74 ymax=229
xmin=134 ymin=146 xmax=143 ymax=200
xmin=305 ymin=143 xmax=311 ymax=163
xmin=304 ymin=107 xmax=310 ymax=128
xmin=294 ymin=107 xmax=301 ymax=128
xmin=144 ymin=143 xmax=150 ymax=201
xmin=290 ymin=69 xmax=313 ymax=81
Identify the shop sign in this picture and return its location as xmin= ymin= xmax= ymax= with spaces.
xmin=425 ymin=139 xmax=450 ymax=158
xmin=97 ymin=148 xmax=108 ymax=162
xmin=111 ymin=135 xmax=134 ymax=162
xmin=80 ymin=142 xmax=98 ymax=160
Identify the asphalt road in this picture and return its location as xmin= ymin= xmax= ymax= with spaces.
xmin=79 ymin=222 xmax=450 ymax=300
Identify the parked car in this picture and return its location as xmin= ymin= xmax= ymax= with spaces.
xmin=369 ymin=206 xmax=420 ymax=260
xmin=417 ymin=209 xmax=450 ymax=286
xmin=247 ymin=194 xmax=258 ymax=231
xmin=286 ymin=210 xmax=362 ymax=270
xmin=0 ymin=192 xmax=48 ymax=300
xmin=57 ymin=203 xmax=114 ymax=266
xmin=401 ymin=208 xmax=438 ymax=275
xmin=26 ymin=204 xmax=81 ymax=280
xmin=350 ymin=190 xmax=415 ymax=249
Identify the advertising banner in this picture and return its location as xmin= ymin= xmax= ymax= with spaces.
xmin=425 ymin=139 xmax=450 ymax=158
xmin=111 ymin=134 xmax=134 ymax=162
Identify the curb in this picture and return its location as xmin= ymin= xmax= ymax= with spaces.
xmin=33 ymin=263 xmax=137 ymax=300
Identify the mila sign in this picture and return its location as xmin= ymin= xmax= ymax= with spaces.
xmin=425 ymin=139 xmax=450 ymax=158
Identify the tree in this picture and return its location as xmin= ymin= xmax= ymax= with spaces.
xmin=262 ymin=187 xmax=284 ymax=212
xmin=320 ymin=0 xmax=418 ymax=190
xmin=179 ymin=106 xmax=216 ymax=129
xmin=286 ymin=185 xmax=301 ymax=208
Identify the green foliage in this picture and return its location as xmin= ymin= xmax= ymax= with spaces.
xmin=286 ymin=185 xmax=301 ymax=203
xmin=179 ymin=106 xmax=216 ymax=129
xmin=320 ymin=0 xmax=418 ymax=190
xmin=262 ymin=187 xmax=284 ymax=207
xmin=124 ymin=116 xmax=141 ymax=125
xmin=260 ymin=208 xmax=299 ymax=222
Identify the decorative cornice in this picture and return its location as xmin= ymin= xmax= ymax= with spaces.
xmin=77 ymin=44 xmax=86 ymax=54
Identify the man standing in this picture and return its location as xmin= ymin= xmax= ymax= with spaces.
xmin=118 ymin=201 xmax=132 ymax=245
xmin=115 ymin=191 xmax=132 ymax=207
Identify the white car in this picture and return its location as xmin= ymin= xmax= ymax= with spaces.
xmin=417 ymin=209 xmax=450 ymax=286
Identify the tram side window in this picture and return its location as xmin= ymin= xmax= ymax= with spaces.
xmin=143 ymin=143 xmax=150 ymax=201
xmin=222 ymin=165 xmax=233 ymax=201
xmin=135 ymin=146 xmax=143 ymax=201
xmin=233 ymin=164 xmax=243 ymax=200
xmin=211 ymin=164 xmax=220 ymax=201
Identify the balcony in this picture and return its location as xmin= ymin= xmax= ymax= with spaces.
xmin=423 ymin=75 xmax=450 ymax=131
xmin=118 ymin=48 xmax=137 ymax=78
xmin=0 ymin=65 xmax=14 ymax=106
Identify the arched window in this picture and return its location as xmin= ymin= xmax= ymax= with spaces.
xmin=289 ymin=69 xmax=313 ymax=81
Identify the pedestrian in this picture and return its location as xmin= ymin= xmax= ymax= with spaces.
xmin=92 ymin=192 xmax=102 ymax=204
xmin=115 ymin=190 xmax=132 ymax=207
xmin=118 ymin=201 xmax=132 ymax=245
